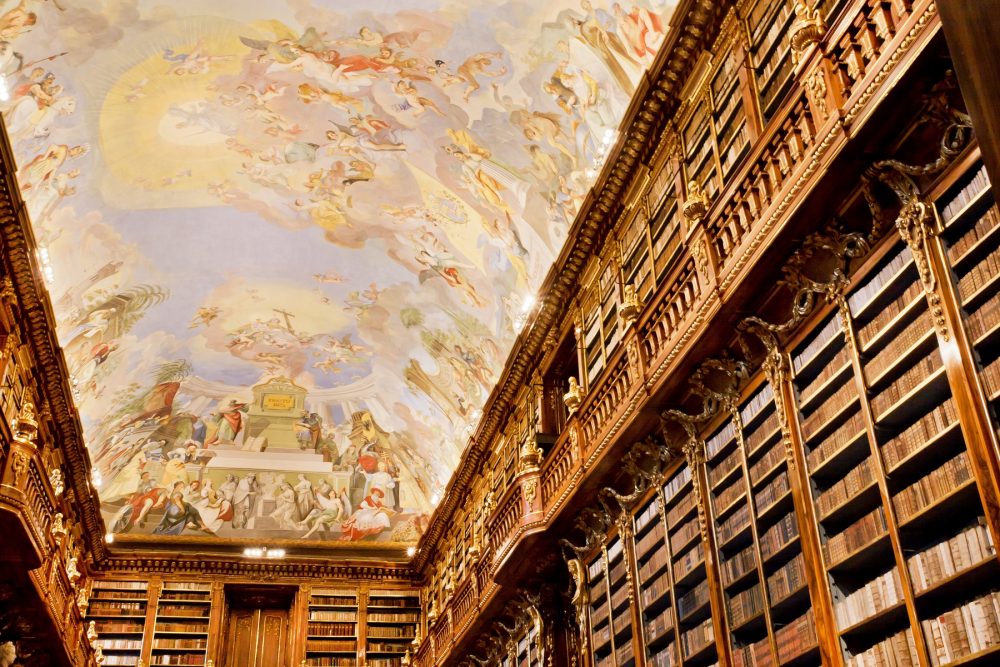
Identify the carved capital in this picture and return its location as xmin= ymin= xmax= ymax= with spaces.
xmin=682 ymin=180 xmax=711 ymax=225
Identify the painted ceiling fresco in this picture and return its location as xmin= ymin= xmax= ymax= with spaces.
xmin=3 ymin=0 xmax=676 ymax=546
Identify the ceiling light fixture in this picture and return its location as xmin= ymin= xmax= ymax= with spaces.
xmin=242 ymin=546 xmax=285 ymax=559
xmin=406 ymin=546 xmax=416 ymax=558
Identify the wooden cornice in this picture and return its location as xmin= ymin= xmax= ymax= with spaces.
xmin=414 ymin=0 xmax=730 ymax=573
xmin=0 ymin=127 xmax=109 ymax=563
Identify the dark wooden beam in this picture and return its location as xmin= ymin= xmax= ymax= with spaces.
xmin=939 ymin=0 xmax=1000 ymax=200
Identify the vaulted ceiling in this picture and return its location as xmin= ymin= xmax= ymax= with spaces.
xmin=3 ymin=0 xmax=677 ymax=550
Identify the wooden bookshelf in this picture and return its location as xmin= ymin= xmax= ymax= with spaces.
xmin=365 ymin=590 xmax=420 ymax=667
xmin=305 ymin=588 xmax=359 ymax=667
xmin=151 ymin=581 xmax=211 ymax=667
xmin=632 ymin=492 xmax=679 ymax=667
xmin=745 ymin=0 xmax=796 ymax=120
xmin=86 ymin=580 xmax=149 ymax=667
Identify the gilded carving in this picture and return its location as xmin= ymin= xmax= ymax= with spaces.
xmin=76 ymin=587 xmax=89 ymax=615
xmin=66 ymin=551 xmax=81 ymax=585
xmin=94 ymin=645 xmax=105 ymax=665
xmin=523 ymin=478 xmax=538 ymax=508
xmin=619 ymin=283 xmax=643 ymax=323
xmin=896 ymin=200 xmax=949 ymax=340
xmin=50 ymin=512 xmax=67 ymax=544
xmin=682 ymin=180 xmax=711 ymax=224
xmin=790 ymin=1 xmax=826 ymax=57
xmin=13 ymin=401 xmax=39 ymax=446
xmin=86 ymin=621 xmax=97 ymax=644
xmin=519 ymin=439 xmax=543 ymax=473
xmin=10 ymin=451 xmax=29 ymax=488
xmin=562 ymin=377 xmax=584 ymax=413
xmin=806 ymin=68 xmax=828 ymax=119
xmin=692 ymin=236 xmax=710 ymax=286
xmin=49 ymin=467 xmax=64 ymax=498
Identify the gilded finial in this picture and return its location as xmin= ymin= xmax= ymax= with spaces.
xmin=13 ymin=401 xmax=39 ymax=445
xmin=563 ymin=377 xmax=584 ymax=413
xmin=619 ymin=283 xmax=643 ymax=323
xmin=682 ymin=180 xmax=711 ymax=224
xmin=790 ymin=0 xmax=826 ymax=55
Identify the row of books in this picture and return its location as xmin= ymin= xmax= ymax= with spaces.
xmin=864 ymin=309 xmax=933 ymax=386
xmin=368 ymin=626 xmax=416 ymax=638
xmin=645 ymin=606 xmax=674 ymax=643
xmin=892 ymin=451 xmax=973 ymax=523
xmin=367 ymin=641 xmax=411 ymax=653
xmin=151 ymin=638 xmax=206 ymax=649
xmin=308 ymin=622 xmax=355 ymax=637
xmin=802 ymin=379 xmax=856 ymax=439
xmin=946 ymin=205 xmax=999 ymax=263
xmin=680 ymin=617 xmax=714 ymax=658
xmin=369 ymin=659 xmax=405 ymax=667
xmin=664 ymin=468 xmax=692 ymax=503
xmin=759 ymin=511 xmax=798 ymax=561
xmin=774 ymin=608 xmax=817 ymax=663
xmin=709 ymin=448 xmax=742 ymax=488
xmin=303 ymin=659 xmax=356 ymax=667
xmin=718 ymin=505 xmax=751 ymax=546
xmin=614 ymin=642 xmax=634 ymax=667
xmin=639 ymin=550 xmax=669 ymax=584
xmin=880 ymin=399 xmax=957 ymax=471
xmin=305 ymin=640 xmax=356 ymax=652
xmin=965 ymin=290 xmax=1000 ymax=344
xmin=311 ymin=596 xmax=356 ymax=607
xmin=800 ymin=346 xmax=851 ymax=407
xmin=706 ymin=420 xmax=737 ymax=459
xmin=981 ymin=356 xmax=1000 ymax=399
xmin=635 ymin=499 xmax=662 ymax=533
xmin=157 ymin=606 xmax=209 ymax=618
xmin=97 ymin=639 xmax=142 ymax=650
xmin=921 ymin=590 xmax=1000 ymax=666
xmin=94 ymin=581 xmax=147 ymax=590
xmin=309 ymin=611 xmax=358 ymax=622
xmin=793 ymin=314 xmax=842 ymax=373
xmin=748 ymin=441 xmax=784 ymax=487
xmin=93 ymin=591 xmax=148 ymax=601
xmin=649 ymin=643 xmax=676 ymax=667
xmin=588 ymin=556 xmax=605 ymax=581
xmin=677 ymin=580 xmax=710 ymax=619
xmin=767 ymin=552 xmax=806 ymax=603
xmin=834 ymin=568 xmax=903 ymax=630
xmin=636 ymin=520 xmax=667 ymax=558
xmin=671 ymin=516 xmax=700 ymax=554
xmin=159 ymin=592 xmax=209 ymax=602
xmin=845 ymin=628 xmax=919 ymax=667
xmin=907 ymin=521 xmax=996 ymax=593
xmin=101 ymin=656 xmax=139 ymax=666
xmin=674 ymin=545 xmax=704 ymax=583
xmin=848 ymin=248 xmax=913 ymax=317
xmin=593 ymin=621 xmax=611 ymax=649
xmin=666 ymin=491 xmax=695 ymax=528
xmin=940 ymin=163 xmax=990 ymax=223
xmin=147 ymin=656 xmax=204 ymax=665
xmin=727 ymin=583 xmax=764 ymax=628
xmin=90 ymin=602 xmax=145 ymax=616
xmin=754 ymin=469 xmax=790 ymax=514
xmin=817 ymin=456 xmax=874 ymax=519
xmin=871 ymin=352 xmax=942 ymax=420
xmin=714 ymin=477 xmax=745 ymax=515
xmin=857 ymin=282 xmax=923 ymax=349
xmin=161 ymin=583 xmax=210 ymax=592
xmin=744 ymin=410 xmax=780 ymax=454
xmin=740 ymin=384 xmax=774 ymax=429
xmin=824 ymin=507 xmax=887 ymax=567
xmin=956 ymin=246 xmax=1000 ymax=303
xmin=93 ymin=621 xmax=145 ymax=633
xmin=722 ymin=544 xmax=757 ymax=588
xmin=807 ymin=411 xmax=866 ymax=473
xmin=640 ymin=569 xmax=671 ymax=609
xmin=732 ymin=635 xmax=771 ymax=667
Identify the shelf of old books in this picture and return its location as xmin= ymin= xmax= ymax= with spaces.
xmin=632 ymin=491 xmax=677 ymax=667
xmin=605 ymin=535 xmax=634 ymax=667
xmin=150 ymin=581 xmax=211 ymax=667
xmin=683 ymin=102 xmax=720 ymax=201
xmin=365 ymin=590 xmax=419 ymax=666
xmin=710 ymin=44 xmax=750 ymax=180
xmin=586 ymin=547 xmax=613 ymax=667
xmin=745 ymin=0 xmax=795 ymax=120
xmin=305 ymin=588 xmax=359 ymax=667
xmin=86 ymin=580 xmax=149 ymax=667
xmin=660 ymin=465 xmax=714 ymax=667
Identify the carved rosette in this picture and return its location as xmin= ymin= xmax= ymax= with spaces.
xmin=896 ymin=199 xmax=949 ymax=340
